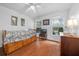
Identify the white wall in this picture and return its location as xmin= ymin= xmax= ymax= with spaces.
xmin=0 ymin=5 xmax=34 ymax=47
xmin=68 ymin=4 xmax=79 ymax=35
xmin=35 ymin=11 xmax=69 ymax=42
xmin=35 ymin=4 xmax=79 ymax=42
xmin=0 ymin=5 xmax=34 ymax=31
xmin=0 ymin=31 xmax=2 ymax=47
xmin=69 ymin=4 xmax=79 ymax=18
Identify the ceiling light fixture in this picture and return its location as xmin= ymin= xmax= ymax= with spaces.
xmin=30 ymin=5 xmax=36 ymax=13
xmin=25 ymin=3 xmax=41 ymax=13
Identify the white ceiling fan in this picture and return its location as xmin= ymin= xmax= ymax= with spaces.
xmin=25 ymin=3 xmax=41 ymax=13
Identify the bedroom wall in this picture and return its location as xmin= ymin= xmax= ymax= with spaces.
xmin=68 ymin=3 xmax=79 ymax=35
xmin=35 ymin=11 xmax=69 ymax=42
xmin=0 ymin=5 xmax=34 ymax=47
xmin=0 ymin=31 xmax=2 ymax=47
xmin=34 ymin=3 xmax=79 ymax=42
xmin=0 ymin=5 xmax=34 ymax=30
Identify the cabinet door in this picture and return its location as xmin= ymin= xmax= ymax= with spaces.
xmin=14 ymin=42 xmax=18 ymax=50
xmin=7 ymin=43 xmax=15 ymax=54
xmin=4 ymin=44 xmax=8 ymax=54
xmin=8 ymin=46 xmax=15 ymax=54
xmin=22 ymin=40 xmax=26 ymax=46
xmin=61 ymin=37 xmax=69 ymax=56
xmin=26 ymin=38 xmax=31 ymax=45
xmin=23 ymin=39 xmax=28 ymax=46
xmin=16 ymin=41 xmax=23 ymax=49
xmin=68 ymin=38 xmax=79 ymax=56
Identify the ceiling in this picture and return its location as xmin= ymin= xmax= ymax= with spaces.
xmin=0 ymin=3 xmax=73 ymax=18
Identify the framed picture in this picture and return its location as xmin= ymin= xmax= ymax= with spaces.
xmin=36 ymin=21 xmax=41 ymax=28
xmin=11 ymin=16 xmax=17 ymax=26
xmin=43 ymin=19 xmax=49 ymax=25
xmin=21 ymin=18 xmax=25 ymax=26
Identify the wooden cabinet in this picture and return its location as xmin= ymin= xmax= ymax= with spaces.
xmin=23 ymin=39 xmax=27 ymax=46
xmin=61 ymin=36 xmax=79 ymax=56
xmin=23 ymin=35 xmax=37 ymax=46
xmin=15 ymin=41 xmax=23 ymax=49
xmin=4 ymin=35 xmax=37 ymax=55
xmin=23 ymin=38 xmax=30 ymax=46
xmin=4 ymin=42 xmax=15 ymax=54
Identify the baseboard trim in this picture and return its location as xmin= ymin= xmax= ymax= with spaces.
xmin=39 ymin=37 xmax=60 ymax=43
xmin=46 ymin=39 xmax=60 ymax=43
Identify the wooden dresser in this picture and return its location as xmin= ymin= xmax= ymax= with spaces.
xmin=4 ymin=35 xmax=37 ymax=55
xmin=61 ymin=35 xmax=79 ymax=56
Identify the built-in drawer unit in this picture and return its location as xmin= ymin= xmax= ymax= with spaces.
xmin=4 ymin=35 xmax=37 ymax=55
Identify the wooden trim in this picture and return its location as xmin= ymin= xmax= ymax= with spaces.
xmin=61 ymin=36 xmax=79 ymax=56
xmin=0 ymin=47 xmax=5 ymax=56
xmin=40 ymin=37 xmax=60 ymax=43
xmin=0 ymin=47 xmax=2 ymax=55
xmin=47 ymin=39 xmax=60 ymax=43
xmin=39 ymin=37 xmax=60 ymax=43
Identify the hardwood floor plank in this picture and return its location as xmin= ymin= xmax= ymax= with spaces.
xmin=8 ymin=40 xmax=60 ymax=56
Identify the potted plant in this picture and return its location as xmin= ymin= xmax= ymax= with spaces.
xmin=59 ymin=27 xmax=63 ymax=36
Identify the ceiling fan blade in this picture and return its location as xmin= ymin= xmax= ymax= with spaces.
xmin=25 ymin=6 xmax=36 ymax=13
xmin=30 ymin=6 xmax=36 ymax=13
xmin=25 ymin=7 xmax=31 ymax=12
xmin=25 ymin=3 xmax=41 ymax=13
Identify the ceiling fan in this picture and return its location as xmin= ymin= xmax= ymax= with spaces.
xmin=25 ymin=3 xmax=41 ymax=13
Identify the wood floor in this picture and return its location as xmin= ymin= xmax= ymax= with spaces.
xmin=8 ymin=40 xmax=60 ymax=56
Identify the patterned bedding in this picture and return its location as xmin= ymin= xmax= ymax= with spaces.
xmin=3 ymin=29 xmax=36 ymax=44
